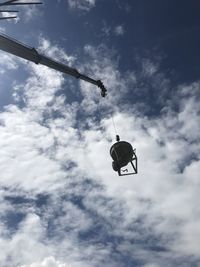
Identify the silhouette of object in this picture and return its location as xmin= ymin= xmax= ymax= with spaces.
xmin=110 ymin=136 xmax=137 ymax=176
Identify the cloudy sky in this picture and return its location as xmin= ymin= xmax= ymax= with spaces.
xmin=0 ymin=0 xmax=200 ymax=266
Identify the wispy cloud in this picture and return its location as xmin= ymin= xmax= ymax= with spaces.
xmin=19 ymin=256 xmax=71 ymax=267
xmin=15 ymin=0 xmax=44 ymax=23
xmin=100 ymin=22 xmax=125 ymax=38
xmin=67 ymin=0 xmax=96 ymax=11
xmin=116 ymin=0 xmax=132 ymax=13
xmin=114 ymin=25 xmax=125 ymax=36
xmin=0 ymin=51 xmax=19 ymax=73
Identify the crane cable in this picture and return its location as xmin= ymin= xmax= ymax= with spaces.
xmin=105 ymin=93 xmax=119 ymax=140
xmin=107 ymin=92 xmax=120 ymax=162
xmin=111 ymin=113 xmax=120 ymax=142
xmin=111 ymin=115 xmax=117 ymax=137
xmin=96 ymin=91 xmax=120 ymax=143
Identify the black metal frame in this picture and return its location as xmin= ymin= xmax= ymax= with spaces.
xmin=0 ymin=0 xmax=42 ymax=20
xmin=118 ymin=151 xmax=138 ymax=176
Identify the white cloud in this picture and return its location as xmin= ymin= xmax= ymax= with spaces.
xmin=68 ymin=0 xmax=96 ymax=11
xmin=114 ymin=25 xmax=125 ymax=36
xmin=23 ymin=7 xmax=41 ymax=22
xmin=101 ymin=21 xmax=111 ymax=37
xmin=19 ymin=256 xmax=71 ymax=267
xmin=0 ymin=38 xmax=200 ymax=267
xmin=100 ymin=23 xmax=125 ymax=38
xmin=0 ymin=51 xmax=19 ymax=72
xmin=38 ymin=38 xmax=76 ymax=65
xmin=74 ymin=44 xmax=200 ymax=263
xmin=142 ymin=59 xmax=158 ymax=76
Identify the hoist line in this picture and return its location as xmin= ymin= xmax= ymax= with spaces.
xmin=95 ymin=92 xmax=119 ymax=143
xmin=96 ymin=93 xmax=120 ymax=163
xmin=106 ymin=93 xmax=119 ymax=140
xmin=111 ymin=115 xmax=117 ymax=136
xmin=95 ymin=96 xmax=108 ymax=142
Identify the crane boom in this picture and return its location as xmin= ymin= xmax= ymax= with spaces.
xmin=0 ymin=16 xmax=17 ymax=19
xmin=0 ymin=1 xmax=43 ymax=6
xmin=0 ymin=33 xmax=107 ymax=97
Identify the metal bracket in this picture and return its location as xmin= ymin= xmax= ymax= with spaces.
xmin=118 ymin=153 xmax=138 ymax=176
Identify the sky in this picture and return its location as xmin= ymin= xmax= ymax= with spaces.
xmin=0 ymin=0 xmax=200 ymax=266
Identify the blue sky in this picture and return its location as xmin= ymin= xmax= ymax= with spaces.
xmin=0 ymin=1 xmax=200 ymax=266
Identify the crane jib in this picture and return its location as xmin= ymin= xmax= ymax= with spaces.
xmin=0 ymin=33 xmax=107 ymax=97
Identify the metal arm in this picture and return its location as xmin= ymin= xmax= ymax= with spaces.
xmin=0 ymin=1 xmax=43 ymax=6
xmin=0 ymin=33 xmax=107 ymax=97
xmin=0 ymin=16 xmax=17 ymax=19
xmin=0 ymin=10 xmax=19 ymax=12
xmin=0 ymin=10 xmax=18 ymax=20
xmin=0 ymin=1 xmax=43 ymax=20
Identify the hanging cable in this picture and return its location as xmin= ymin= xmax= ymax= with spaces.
xmin=106 ymin=93 xmax=120 ymax=142
xmin=111 ymin=115 xmax=117 ymax=136
xmin=111 ymin=114 xmax=120 ymax=142
xmin=96 ymin=96 xmax=109 ymax=142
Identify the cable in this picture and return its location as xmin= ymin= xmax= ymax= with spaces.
xmin=106 ymin=93 xmax=119 ymax=141
xmin=111 ymin=115 xmax=117 ymax=136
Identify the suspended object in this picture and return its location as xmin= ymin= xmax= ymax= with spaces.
xmin=110 ymin=135 xmax=137 ymax=176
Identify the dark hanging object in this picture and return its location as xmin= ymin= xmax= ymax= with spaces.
xmin=110 ymin=135 xmax=137 ymax=176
